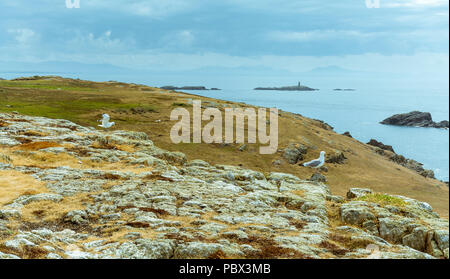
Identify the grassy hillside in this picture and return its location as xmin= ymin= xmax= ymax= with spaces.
xmin=0 ymin=76 xmax=448 ymax=217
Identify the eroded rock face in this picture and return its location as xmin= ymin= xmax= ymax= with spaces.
xmin=340 ymin=202 xmax=376 ymax=225
xmin=0 ymin=113 xmax=448 ymax=259
xmin=373 ymin=152 xmax=436 ymax=179
xmin=367 ymin=139 xmax=395 ymax=153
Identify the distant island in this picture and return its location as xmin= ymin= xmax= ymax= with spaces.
xmin=160 ymin=86 xmax=221 ymax=91
xmin=254 ymin=82 xmax=318 ymax=91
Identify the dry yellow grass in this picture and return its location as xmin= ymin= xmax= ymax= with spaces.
xmin=291 ymin=190 xmax=306 ymax=197
xmin=90 ymin=141 xmax=136 ymax=153
xmin=20 ymin=193 xmax=92 ymax=223
xmin=14 ymin=141 xmax=62 ymax=151
xmin=0 ymin=146 xmax=153 ymax=174
xmin=0 ymin=170 xmax=49 ymax=206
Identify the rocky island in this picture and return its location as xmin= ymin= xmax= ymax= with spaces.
xmin=381 ymin=111 xmax=449 ymax=129
xmin=160 ymin=86 xmax=221 ymax=91
xmin=255 ymin=82 xmax=318 ymax=91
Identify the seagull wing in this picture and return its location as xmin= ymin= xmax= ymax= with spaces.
xmin=303 ymin=159 xmax=321 ymax=167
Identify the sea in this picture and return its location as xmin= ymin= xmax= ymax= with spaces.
xmin=1 ymin=71 xmax=448 ymax=181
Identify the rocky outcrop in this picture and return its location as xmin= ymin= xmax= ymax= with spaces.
xmin=309 ymin=173 xmax=327 ymax=183
xmin=283 ymin=143 xmax=307 ymax=164
xmin=312 ymin=119 xmax=334 ymax=131
xmin=0 ymin=113 xmax=448 ymax=259
xmin=346 ymin=188 xmax=372 ymax=199
xmin=340 ymin=188 xmax=448 ymax=258
xmin=342 ymin=131 xmax=352 ymax=138
xmin=367 ymin=139 xmax=395 ymax=153
xmin=325 ymin=152 xmax=347 ymax=164
xmin=381 ymin=111 xmax=449 ymax=129
xmin=389 ymin=154 xmax=435 ymax=179
xmin=366 ymin=140 xmax=435 ymax=179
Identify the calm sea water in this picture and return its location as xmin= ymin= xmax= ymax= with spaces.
xmin=2 ymin=72 xmax=448 ymax=181
xmin=182 ymin=77 xmax=449 ymax=182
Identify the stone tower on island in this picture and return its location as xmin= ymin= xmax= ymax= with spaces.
xmin=298 ymin=81 xmax=301 ymax=87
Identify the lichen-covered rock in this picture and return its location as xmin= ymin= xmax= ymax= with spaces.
xmin=325 ymin=151 xmax=347 ymax=164
xmin=65 ymin=210 xmax=88 ymax=225
xmin=0 ymin=251 xmax=21 ymax=259
xmin=339 ymin=188 xmax=449 ymax=257
xmin=426 ymin=231 xmax=444 ymax=258
xmin=433 ymin=230 xmax=449 ymax=251
xmin=109 ymin=239 xmax=174 ymax=259
xmin=346 ymin=188 xmax=372 ymax=199
xmin=0 ymin=209 xmax=21 ymax=220
xmin=4 ymin=237 xmax=36 ymax=251
xmin=174 ymin=242 xmax=241 ymax=258
xmin=340 ymin=201 xmax=376 ymax=225
xmin=10 ymin=193 xmax=63 ymax=207
xmin=362 ymin=220 xmax=379 ymax=235
xmin=379 ymin=217 xmax=411 ymax=243
xmin=283 ymin=143 xmax=307 ymax=164
xmin=309 ymin=172 xmax=327 ymax=183
xmin=402 ymin=227 xmax=427 ymax=251
xmin=326 ymin=195 xmax=344 ymax=203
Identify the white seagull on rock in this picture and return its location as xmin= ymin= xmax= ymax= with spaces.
xmin=302 ymin=151 xmax=326 ymax=168
xmin=98 ymin=113 xmax=115 ymax=129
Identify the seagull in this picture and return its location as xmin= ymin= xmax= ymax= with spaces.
xmin=98 ymin=113 xmax=115 ymax=129
xmin=302 ymin=151 xmax=326 ymax=168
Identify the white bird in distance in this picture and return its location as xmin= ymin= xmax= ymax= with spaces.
xmin=98 ymin=113 xmax=115 ymax=129
xmin=302 ymin=151 xmax=326 ymax=168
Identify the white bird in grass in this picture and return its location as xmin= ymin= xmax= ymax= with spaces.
xmin=302 ymin=151 xmax=326 ymax=168
xmin=98 ymin=113 xmax=115 ymax=129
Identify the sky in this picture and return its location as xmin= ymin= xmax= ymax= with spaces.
xmin=0 ymin=0 xmax=448 ymax=77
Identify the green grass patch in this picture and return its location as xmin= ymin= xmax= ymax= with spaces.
xmin=357 ymin=193 xmax=407 ymax=207
xmin=0 ymin=80 xmax=98 ymax=92
xmin=0 ymin=97 xmax=158 ymax=126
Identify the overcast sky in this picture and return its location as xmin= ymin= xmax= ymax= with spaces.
xmin=0 ymin=0 xmax=448 ymax=75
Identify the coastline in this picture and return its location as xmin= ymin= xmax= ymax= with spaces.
xmin=177 ymin=87 xmax=449 ymax=183
xmin=0 ymin=76 xmax=448 ymax=217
